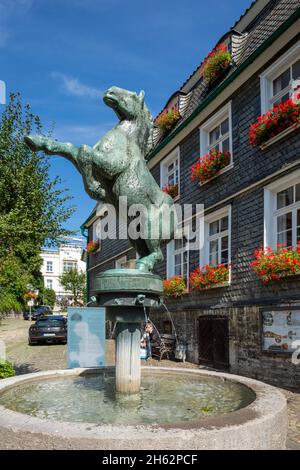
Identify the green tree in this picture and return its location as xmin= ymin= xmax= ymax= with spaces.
xmin=0 ymin=93 xmax=75 ymax=311
xmin=41 ymin=288 xmax=56 ymax=308
xmin=59 ymin=269 xmax=86 ymax=306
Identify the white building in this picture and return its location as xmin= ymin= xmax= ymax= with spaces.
xmin=40 ymin=238 xmax=86 ymax=306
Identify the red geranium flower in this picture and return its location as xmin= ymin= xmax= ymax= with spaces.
xmin=191 ymin=150 xmax=230 ymax=184
xmin=163 ymin=276 xmax=187 ymax=298
xmin=249 ymin=98 xmax=300 ymax=146
xmin=251 ymin=244 xmax=300 ymax=283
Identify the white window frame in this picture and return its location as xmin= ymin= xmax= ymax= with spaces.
xmin=166 ymin=236 xmax=189 ymax=281
xmin=115 ymin=255 xmax=127 ymax=269
xmin=46 ymin=279 xmax=53 ymax=289
xmin=200 ymin=205 xmax=232 ymax=274
xmin=160 ymin=147 xmax=180 ymax=198
xmin=260 ymin=41 xmax=300 ymax=114
xmin=46 ymin=261 xmax=53 ymax=273
xmin=199 ymin=101 xmax=233 ymax=179
xmin=264 ymin=169 xmax=300 ymax=250
xmin=92 ymin=218 xmax=101 ymax=251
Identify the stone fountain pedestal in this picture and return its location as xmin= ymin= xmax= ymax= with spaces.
xmin=95 ymin=268 xmax=163 ymax=394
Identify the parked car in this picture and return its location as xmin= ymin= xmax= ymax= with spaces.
xmin=23 ymin=305 xmax=52 ymax=321
xmin=28 ymin=315 xmax=67 ymax=345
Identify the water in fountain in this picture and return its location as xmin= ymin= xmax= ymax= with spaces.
xmin=0 ymin=370 xmax=255 ymax=425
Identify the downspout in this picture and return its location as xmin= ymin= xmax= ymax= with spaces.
xmin=81 ymin=225 xmax=89 ymax=304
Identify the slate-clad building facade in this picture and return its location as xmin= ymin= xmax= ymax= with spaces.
xmin=82 ymin=0 xmax=300 ymax=389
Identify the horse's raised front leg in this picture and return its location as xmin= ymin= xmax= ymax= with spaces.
xmin=24 ymin=135 xmax=80 ymax=170
xmin=24 ymin=135 xmax=106 ymax=201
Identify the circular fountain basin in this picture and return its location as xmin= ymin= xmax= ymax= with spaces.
xmin=0 ymin=367 xmax=287 ymax=450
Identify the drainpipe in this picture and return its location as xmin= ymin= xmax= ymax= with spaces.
xmin=81 ymin=225 xmax=89 ymax=305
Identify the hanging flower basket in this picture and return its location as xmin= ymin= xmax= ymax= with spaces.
xmin=155 ymin=105 xmax=180 ymax=132
xmin=189 ymin=264 xmax=229 ymax=290
xmin=203 ymin=43 xmax=232 ymax=84
xmin=86 ymin=240 xmax=100 ymax=254
xmin=162 ymin=183 xmax=179 ymax=199
xmin=163 ymin=276 xmax=187 ymax=298
xmin=251 ymin=244 xmax=300 ymax=284
xmin=24 ymin=291 xmax=38 ymax=301
xmin=249 ymin=97 xmax=300 ymax=147
xmin=191 ymin=150 xmax=230 ymax=184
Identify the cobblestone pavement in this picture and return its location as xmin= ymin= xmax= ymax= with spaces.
xmin=0 ymin=317 xmax=299 ymax=449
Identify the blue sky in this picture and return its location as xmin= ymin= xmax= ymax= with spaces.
xmin=1 ymin=0 xmax=251 ymax=234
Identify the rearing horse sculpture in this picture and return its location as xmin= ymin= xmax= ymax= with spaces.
xmin=25 ymin=86 xmax=176 ymax=272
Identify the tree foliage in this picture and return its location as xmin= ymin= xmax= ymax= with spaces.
xmin=0 ymin=93 xmax=75 ymax=311
xmin=41 ymin=288 xmax=56 ymax=308
xmin=59 ymin=269 xmax=86 ymax=305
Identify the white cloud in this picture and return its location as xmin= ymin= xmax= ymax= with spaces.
xmin=51 ymin=72 xmax=103 ymax=100
xmin=52 ymin=122 xmax=115 ymax=146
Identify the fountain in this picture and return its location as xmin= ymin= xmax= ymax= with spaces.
xmin=24 ymin=86 xmax=173 ymax=395
xmin=0 ymin=86 xmax=288 ymax=449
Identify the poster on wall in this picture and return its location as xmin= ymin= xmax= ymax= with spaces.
xmin=67 ymin=307 xmax=105 ymax=368
xmin=262 ymin=309 xmax=300 ymax=353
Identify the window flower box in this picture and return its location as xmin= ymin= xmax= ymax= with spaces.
xmin=249 ymin=98 xmax=300 ymax=148
xmin=163 ymin=276 xmax=187 ymax=298
xmin=86 ymin=240 xmax=100 ymax=254
xmin=251 ymin=244 xmax=300 ymax=284
xmin=259 ymin=123 xmax=300 ymax=149
xmin=191 ymin=150 xmax=231 ymax=184
xmin=189 ymin=264 xmax=230 ymax=290
xmin=155 ymin=105 xmax=180 ymax=132
xmin=162 ymin=183 xmax=179 ymax=199
xmin=202 ymin=43 xmax=232 ymax=84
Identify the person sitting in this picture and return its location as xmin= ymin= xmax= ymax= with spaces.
xmin=141 ymin=322 xmax=153 ymax=361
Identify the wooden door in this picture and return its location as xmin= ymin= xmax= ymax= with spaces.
xmin=198 ymin=316 xmax=229 ymax=369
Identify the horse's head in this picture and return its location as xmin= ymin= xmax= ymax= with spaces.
xmin=103 ymin=86 xmax=153 ymax=154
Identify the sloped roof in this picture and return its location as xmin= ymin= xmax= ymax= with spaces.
xmin=149 ymin=0 xmax=300 ymax=155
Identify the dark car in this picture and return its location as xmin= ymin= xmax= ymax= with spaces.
xmin=23 ymin=305 xmax=52 ymax=321
xmin=28 ymin=315 xmax=67 ymax=345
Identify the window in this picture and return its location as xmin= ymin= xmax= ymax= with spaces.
xmin=174 ymin=238 xmax=189 ymax=277
xmin=46 ymin=279 xmax=53 ymax=289
xmin=167 ymin=236 xmax=189 ymax=279
xmin=46 ymin=261 xmax=53 ymax=273
xmin=260 ymin=41 xmax=300 ymax=113
xmin=63 ymin=260 xmax=77 ymax=272
xmin=160 ymin=147 xmax=180 ymax=194
xmin=200 ymin=206 xmax=231 ymax=268
xmin=208 ymin=117 xmax=230 ymax=154
xmin=115 ymin=256 xmax=127 ymax=269
xmin=264 ymin=171 xmax=300 ymax=249
xmin=208 ymin=216 xmax=229 ymax=266
xmin=200 ymin=101 xmax=232 ymax=164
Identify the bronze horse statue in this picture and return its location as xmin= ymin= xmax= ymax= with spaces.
xmin=25 ymin=87 xmax=176 ymax=272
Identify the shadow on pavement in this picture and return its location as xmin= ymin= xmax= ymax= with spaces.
xmin=13 ymin=363 xmax=40 ymax=375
